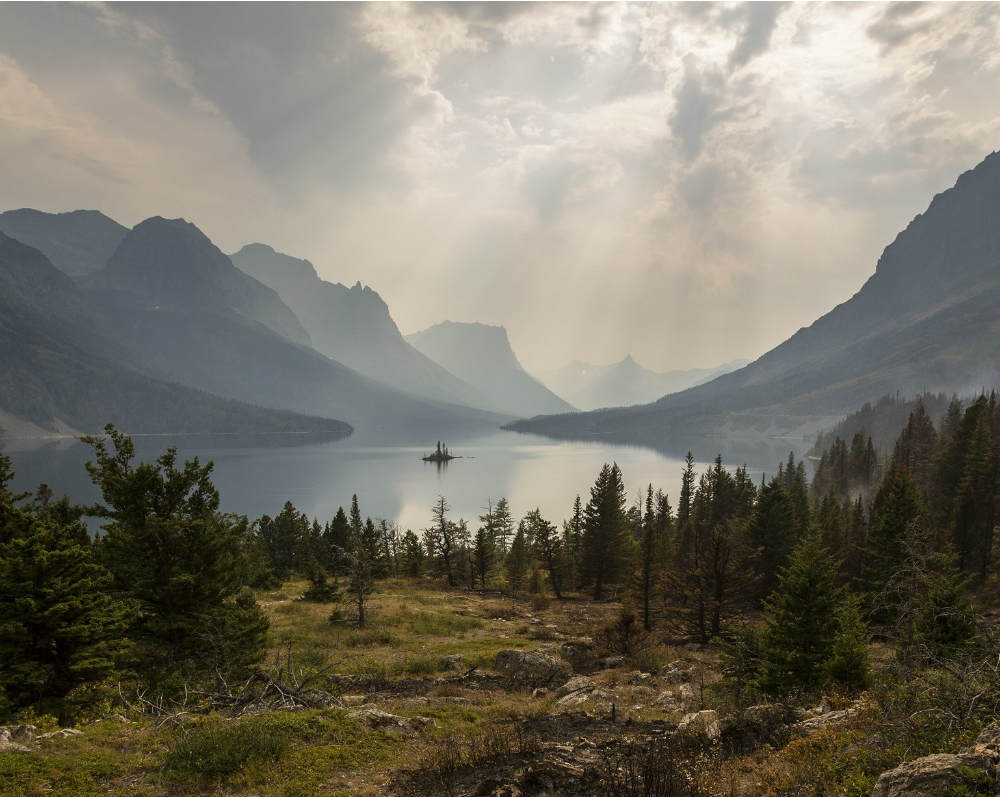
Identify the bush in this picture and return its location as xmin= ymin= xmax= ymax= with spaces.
xmin=164 ymin=716 xmax=288 ymax=779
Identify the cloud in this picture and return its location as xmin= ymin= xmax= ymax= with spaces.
xmin=2 ymin=2 xmax=999 ymax=374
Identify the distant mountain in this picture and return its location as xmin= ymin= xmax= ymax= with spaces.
xmin=509 ymin=151 xmax=1000 ymax=453
xmin=0 ymin=208 xmax=127 ymax=277
xmin=87 ymin=218 xmax=311 ymax=347
xmin=536 ymin=355 xmax=749 ymax=410
xmin=230 ymin=243 xmax=488 ymax=409
xmin=406 ymin=321 xmax=575 ymax=417
xmin=0 ymin=231 xmax=351 ymax=439
xmin=77 ymin=219 xmax=508 ymax=439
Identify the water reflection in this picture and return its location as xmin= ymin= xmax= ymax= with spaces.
xmin=3 ymin=430 xmax=808 ymax=532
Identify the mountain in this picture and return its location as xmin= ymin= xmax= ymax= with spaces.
xmin=88 ymin=218 xmax=311 ymax=347
xmin=406 ymin=321 xmax=575 ymax=417
xmin=536 ymin=355 xmax=749 ymax=410
xmin=229 ymin=243 xmax=488 ymax=408
xmin=0 ymin=208 xmax=127 ymax=277
xmin=509 ymin=151 xmax=1000 ymax=453
xmin=78 ymin=219 xmax=509 ymax=439
xmin=0 ymin=231 xmax=351 ymax=439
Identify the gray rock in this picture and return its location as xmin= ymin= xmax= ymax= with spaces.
xmin=559 ymin=639 xmax=595 ymax=668
xmin=341 ymin=694 xmax=367 ymax=706
xmin=871 ymin=750 xmax=997 ymax=797
xmin=494 ymin=649 xmax=572 ymax=687
xmin=38 ymin=728 xmax=83 ymax=740
xmin=660 ymin=659 xmax=695 ymax=684
xmin=439 ymin=653 xmax=465 ymax=670
xmin=677 ymin=710 xmax=721 ymax=742
xmin=555 ymin=675 xmax=596 ymax=698
xmin=347 ymin=708 xmax=434 ymax=736
xmin=0 ymin=725 xmax=37 ymax=752
xmin=593 ymin=655 xmax=626 ymax=670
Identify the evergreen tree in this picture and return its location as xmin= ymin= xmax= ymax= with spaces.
xmin=526 ymin=508 xmax=563 ymax=599
xmin=562 ymin=494 xmax=584 ymax=592
xmin=677 ymin=452 xmax=695 ymax=531
xmin=428 ymin=495 xmax=456 ymax=586
xmin=747 ymin=478 xmax=798 ymax=599
xmin=493 ymin=497 xmax=514 ymax=555
xmin=400 ymin=529 xmax=425 ymax=577
xmin=948 ymin=403 xmax=996 ymax=578
xmin=82 ymin=425 xmax=268 ymax=688
xmin=581 ymin=463 xmax=629 ymax=599
xmin=506 ymin=522 xmax=530 ymax=597
xmin=473 ymin=523 xmax=495 ymax=589
xmin=254 ymin=501 xmax=308 ymax=581
xmin=323 ymin=508 xmax=351 ymax=573
xmin=758 ymin=534 xmax=863 ymax=696
xmin=893 ymin=400 xmax=939 ymax=500
xmin=863 ymin=460 xmax=922 ymax=616
xmin=0 ymin=457 xmax=132 ymax=720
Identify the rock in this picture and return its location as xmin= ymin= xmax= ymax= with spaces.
xmin=975 ymin=722 xmax=1000 ymax=750
xmin=628 ymin=670 xmax=652 ymax=684
xmin=0 ymin=725 xmax=37 ymax=752
xmin=347 ymin=708 xmax=434 ymax=736
xmin=341 ymin=694 xmax=367 ymax=706
xmin=556 ymin=691 xmax=592 ymax=707
xmin=531 ymin=687 xmax=549 ymax=699
xmin=677 ymin=710 xmax=721 ymax=742
xmin=439 ymin=653 xmax=465 ymax=670
xmin=532 ymin=643 xmax=564 ymax=658
xmin=677 ymin=683 xmax=696 ymax=705
xmin=796 ymin=707 xmax=855 ymax=733
xmin=593 ymin=655 xmax=626 ymax=670
xmin=38 ymin=728 xmax=83 ymax=740
xmin=661 ymin=659 xmax=694 ymax=684
xmin=871 ymin=750 xmax=998 ymax=797
xmin=494 ymin=649 xmax=572 ymax=687
xmin=555 ymin=675 xmax=596 ymax=698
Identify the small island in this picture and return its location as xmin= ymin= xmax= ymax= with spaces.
xmin=422 ymin=440 xmax=456 ymax=462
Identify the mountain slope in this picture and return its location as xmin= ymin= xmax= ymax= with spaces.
xmin=78 ymin=220 xmax=509 ymax=439
xmin=537 ymin=356 xmax=749 ymax=410
xmin=0 ymin=232 xmax=351 ymax=439
xmin=87 ymin=218 xmax=311 ymax=347
xmin=230 ymin=243 xmax=489 ymax=408
xmin=406 ymin=321 xmax=575 ymax=417
xmin=509 ymin=151 xmax=1000 ymax=450
xmin=0 ymin=208 xmax=127 ymax=277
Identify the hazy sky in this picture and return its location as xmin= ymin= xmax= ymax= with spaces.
xmin=2 ymin=3 xmax=998 ymax=372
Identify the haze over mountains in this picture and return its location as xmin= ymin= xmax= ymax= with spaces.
xmin=509 ymin=151 xmax=1000 ymax=453
xmin=536 ymin=355 xmax=749 ymax=411
xmin=405 ymin=321 xmax=575 ymax=418
xmin=0 ymin=230 xmax=350 ymax=439
xmin=229 ymin=243 xmax=489 ymax=410
xmin=0 ymin=209 xmax=127 ymax=277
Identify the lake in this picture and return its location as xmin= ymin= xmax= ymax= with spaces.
xmin=3 ymin=429 xmax=806 ymax=531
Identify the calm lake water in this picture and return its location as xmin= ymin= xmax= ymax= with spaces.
xmin=4 ymin=430 xmax=804 ymax=531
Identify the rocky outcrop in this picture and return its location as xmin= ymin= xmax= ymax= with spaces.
xmin=494 ymin=649 xmax=572 ymax=688
xmin=555 ymin=676 xmax=596 ymax=698
xmin=871 ymin=723 xmax=1000 ymax=797
xmin=0 ymin=725 xmax=37 ymax=752
xmin=347 ymin=708 xmax=434 ymax=736
xmin=676 ymin=710 xmax=721 ymax=742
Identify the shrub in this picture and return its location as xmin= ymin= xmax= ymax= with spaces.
xmin=164 ymin=716 xmax=288 ymax=780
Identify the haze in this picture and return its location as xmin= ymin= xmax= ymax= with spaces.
xmin=2 ymin=2 xmax=998 ymax=372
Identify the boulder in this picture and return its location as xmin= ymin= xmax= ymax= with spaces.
xmin=0 ymin=725 xmax=37 ymax=752
xmin=494 ymin=649 xmax=572 ymax=687
xmin=38 ymin=728 xmax=83 ymax=740
xmin=347 ymin=708 xmax=434 ymax=736
xmin=341 ymin=694 xmax=367 ymax=706
xmin=555 ymin=675 xmax=596 ymax=698
xmin=593 ymin=655 xmax=626 ymax=670
xmin=871 ymin=723 xmax=1000 ymax=797
xmin=871 ymin=750 xmax=997 ymax=797
xmin=439 ymin=653 xmax=465 ymax=670
xmin=677 ymin=710 xmax=721 ymax=742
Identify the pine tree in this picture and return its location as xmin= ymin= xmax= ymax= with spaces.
xmin=493 ymin=497 xmax=514 ymax=555
xmin=428 ymin=495 xmax=456 ymax=586
xmin=893 ymin=400 xmax=939 ymax=500
xmin=526 ymin=508 xmax=563 ymax=599
xmin=581 ymin=463 xmax=629 ymax=599
xmin=562 ymin=495 xmax=584 ymax=592
xmin=0 ymin=458 xmax=132 ymax=720
xmin=677 ymin=452 xmax=695 ymax=531
xmin=473 ymin=524 xmax=495 ymax=589
xmin=863 ymin=460 xmax=922 ymax=617
xmin=400 ymin=529 xmax=425 ymax=577
xmin=948 ymin=404 xmax=996 ymax=578
xmin=82 ymin=425 xmax=268 ymax=688
xmin=747 ymin=478 xmax=798 ymax=599
xmin=758 ymin=534 xmax=851 ymax=696
xmin=323 ymin=508 xmax=351 ymax=573
xmin=506 ymin=523 xmax=529 ymax=597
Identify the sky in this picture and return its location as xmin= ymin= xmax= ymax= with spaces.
xmin=1 ymin=2 xmax=999 ymax=373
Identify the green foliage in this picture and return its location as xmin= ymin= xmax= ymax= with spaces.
xmin=0 ymin=452 xmax=132 ymax=722
xmin=758 ymin=533 xmax=869 ymax=697
xmin=164 ymin=716 xmax=288 ymax=779
xmin=826 ymin=594 xmax=871 ymax=690
xmin=581 ymin=462 xmax=630 ymax=599
xmin=82 ymin=425 xmax=268 ymax=689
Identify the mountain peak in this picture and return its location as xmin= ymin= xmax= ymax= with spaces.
xmin=0 ymin=207 xmax=128 ymax=276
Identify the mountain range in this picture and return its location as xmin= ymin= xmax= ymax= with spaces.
xmin=229 ymin=243 xmax=489 ymax=410
xmin=509 ymin=150 xmax=1000 ymax=454
xmin=0 ymin=230 xmax=350 ymax=439
xmin=405 ymin=321 xmax=574 ymax=418
xmin=535 ymin=355 xmax=748 ymax=411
